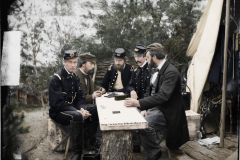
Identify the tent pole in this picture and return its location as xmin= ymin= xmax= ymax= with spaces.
xmin=220 ymin=0 xmax=230 ymax=148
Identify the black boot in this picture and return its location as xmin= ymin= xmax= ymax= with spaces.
xmin=89 ymin=122 xmax=99 ymax=145
xmin=70 ymin=120 xmax=83 ymax=160
xmin=84 ymin=128 xmax=91 ymax=150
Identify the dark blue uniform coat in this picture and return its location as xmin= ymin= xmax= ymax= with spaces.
xmin=100 ymin=64 xmax=134 ymax=93
xmin=127 ymin=62 xmax=151 ymax=99
xmin=49 ymin=68 xmax=98 ymax=125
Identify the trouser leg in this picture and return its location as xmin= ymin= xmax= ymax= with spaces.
xmin=83 ymin=105 xmax=100 ymax=150
xmin=138 ymin=107 xmax=167 ymax=159
xmin=50 ymin=111 xmax=85 ymax=160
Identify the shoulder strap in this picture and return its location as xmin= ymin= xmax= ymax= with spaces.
xmin=54 ymin=73 xmax=61 ymax=80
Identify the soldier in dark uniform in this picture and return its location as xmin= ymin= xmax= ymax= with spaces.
xmin=127 ymin=44 xmax=151 ymax=153
xmin=100 ymin=48 xmax=134 ymax=93
xmin=127 ymin=44 xmax=151 ymax=99
xmin=49 ymin=49 xmax=99 ymax=160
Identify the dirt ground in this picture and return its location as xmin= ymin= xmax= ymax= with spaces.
xmin=16 ymin=107 xmax=177 ymax=160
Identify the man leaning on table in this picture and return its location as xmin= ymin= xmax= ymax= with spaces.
xmin=124 ymin=43 xmax=189 ymax=160
xmin=127 ymin=44 xmax=151 ymax=153
xmin=100 ymin=48 xmax=134 ymax=93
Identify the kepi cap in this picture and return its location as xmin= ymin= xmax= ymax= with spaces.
xmin=112 ymin=48 xmax=126 ymax=59
xmin=133 ymin=44 xmax=146 ymax=55
xmin=64 ymin=49 xmax=78 ymax=60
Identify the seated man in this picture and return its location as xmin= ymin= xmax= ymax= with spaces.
xmin=127 ymin=44 xmax=151 ymax=153
xmin=74 ymin=53 xmax=102 ymax=150
xmin=124 ymin=43 xmax=189 ymax=160
xmin=127 ymin=44 xmax=151 ymax=99
xmin=49 ymin=49 xmax=99 ymax=160
xmin=100 ymin=48 xmax=134 ymax=93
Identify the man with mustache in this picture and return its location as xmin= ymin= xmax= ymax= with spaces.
xmin=127 ymin=44 xmax=151 ymax=153
xmin=124 ymin=43 xmax=189 ymax=160
xmin=127 ymin=44 xmax=151 ymax=100
xmin=49 ymin=49 xmax=99 ymax=160
xmin=74 ymin=53 xmax=102 ymax=150
xmin=100 ymin=48 xmax=134 ymax=93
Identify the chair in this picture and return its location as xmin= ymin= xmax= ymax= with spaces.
xmin=48 ymin=119 xmax=71 ymax=160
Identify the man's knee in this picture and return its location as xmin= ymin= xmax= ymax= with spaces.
xmin=71 ymin=112 xmax=84 ymax=122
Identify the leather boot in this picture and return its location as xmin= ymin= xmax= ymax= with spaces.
xmin=88 ymin=122 xmax=99 ymax=146
xmin=84 ymin=128 xmax=91 ymax=150
xmin=84 ymin=122 xmax=100 ymax=151
xmin=70 ymin=120 xmax=83 ymax=160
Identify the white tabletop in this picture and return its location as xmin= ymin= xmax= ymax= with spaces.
xmin=95 ymin=93 xmax=148 ymax=131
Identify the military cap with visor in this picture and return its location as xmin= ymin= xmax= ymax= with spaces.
xmin=79 ymin=53 xmax=96 ymax=64
xmin=132 ymin=44 xmax=146 ymax=55
xmin=112 ymin=48 xmax=126 ymax=59
xmin=64 ymin=49 xmax=78 ymax=60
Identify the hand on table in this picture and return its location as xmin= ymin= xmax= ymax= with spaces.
xmin=124 ymin=98 xmax=140 ymax=107
xmin=100 ymin=87 xmax=106 ymax=95
xmin=140 ymin=110 xmax=147 ymax=117
xmin=92 ymin=91 xmax=102 ymax=99
xmin=130 ymin=90 xmax=138 ymax=100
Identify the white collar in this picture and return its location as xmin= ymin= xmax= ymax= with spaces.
xmin=157 ymin=59 xmax=166 ymax=70
xmin=64 ymin=66 xmax=72 ymax=75
xmin=79 ymin=68 xmax=88 ymax=76
xmin=140 ymin=60 xmax=147 ymax=68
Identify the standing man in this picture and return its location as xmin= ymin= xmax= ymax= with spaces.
xmin=127 ymin=44 xmax=151 ymax=153
xmin=74 ymin=53 xmax=101 ymax=150
xmin=100 ymin=48 xmax=134 ymax=93
xmin=124 ymin=43 xmax=189 ymax=160
xmin=49 ymin=49 xmax=99 ymax=160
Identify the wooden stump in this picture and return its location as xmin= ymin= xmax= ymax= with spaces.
xmin=101 ymin=130 xmax=133 ymax=160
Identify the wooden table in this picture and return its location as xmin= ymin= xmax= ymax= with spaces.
xmin=96 ymin=93 xmax=148 ymax=160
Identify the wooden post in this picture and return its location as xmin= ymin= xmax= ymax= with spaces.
xmin=220 ymin=0 xmax=230 ymax=148
xmin=101 ymin=130 xmax=133 ymax=160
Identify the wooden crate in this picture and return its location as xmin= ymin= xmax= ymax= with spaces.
xmin=47 ymin=119 xmax=72 ymax=151
xmin=185 ymin=110 xmax=200 ymax=141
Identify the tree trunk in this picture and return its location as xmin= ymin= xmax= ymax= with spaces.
xmin=40 ymin=93 xmax=45 ymax=108
xmin=101 ymin=130 xmax=133 ymax=160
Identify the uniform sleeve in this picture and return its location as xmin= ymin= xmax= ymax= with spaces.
xmin=49 ymin=76 xmax=77 ymax=112
xmin=127 ymin=71 xmax=136 ymax=93
xmin=100 ymin=68 xmax=111 ymax=91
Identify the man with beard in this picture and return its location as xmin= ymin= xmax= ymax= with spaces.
xmin=100 ymin=48 xmax=134 ymax=93
xmin=74 ymin=53 xmax=102 ymax=150
xmin=49 ymin=49 xmax=99 ymax=160
xmin=124 ymin=43 xmax=189 ymax=160
xmin=127 ymin=44 xmax=151 ymax=153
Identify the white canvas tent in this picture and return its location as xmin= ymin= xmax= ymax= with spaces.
xmin=186 ymin=0 xmax=224 ymax=113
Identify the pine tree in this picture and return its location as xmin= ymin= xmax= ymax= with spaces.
xmin=164 ymin=0 xmax=202 ymax=74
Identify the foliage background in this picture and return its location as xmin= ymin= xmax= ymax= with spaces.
xmin=8 ymin=0 xmax=203 ymax=105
